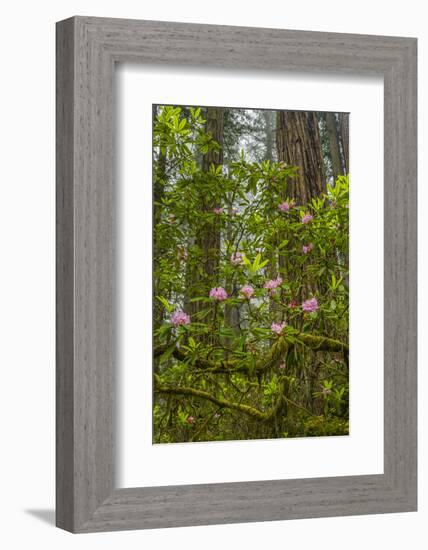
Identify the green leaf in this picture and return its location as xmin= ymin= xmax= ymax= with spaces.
xmin=259 ymin=259 xmax=270 ymax=269
xmin=242 ymin=255 xmax=251 ymax=267
xmin=159 ymin=343 xmax=176 ymax=363
xmin=156 ymin=295 xmax=174 ymax=312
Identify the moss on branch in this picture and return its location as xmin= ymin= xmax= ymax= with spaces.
xmin=293 ymin=333 xmax=348 ymax=352
xmin=154 ymin=380 xmax=268 ymax=421
xmin=154 ymin=377 xmax=316 ymax=422
xmin=154 ymin=332 xmax=348 ymax=374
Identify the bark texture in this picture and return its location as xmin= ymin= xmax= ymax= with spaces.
xmin=263 ymin=109 xmax=275 ymax=162
xmin=276 ymin=111 xmax=325 ymax=203
xmin=325 ymin=112 xmax=343 ymax=184
xmin=189 ymin=107 xmax=224 ymax=327
xmin=339 ymin=113 xmax=350 ymax=174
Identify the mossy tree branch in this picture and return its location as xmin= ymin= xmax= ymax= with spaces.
xmin=154 ymin=377 xmax=316 ymax=422
xmin=154 ymin=332 xmax=348 ymax=375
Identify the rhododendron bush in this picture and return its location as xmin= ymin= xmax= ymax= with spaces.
xmin=152 ymin=105 xmax=349 ymax=443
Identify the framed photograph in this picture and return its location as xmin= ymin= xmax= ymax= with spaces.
xmin=56 ymin=16 xmax=417 ymax=533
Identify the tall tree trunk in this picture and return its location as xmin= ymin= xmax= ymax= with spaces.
xmin=200 ymin=106 xmax=223 ymax=285
xmin=275 ymin=110 xmax=325 ymax=291
xmin=276 ymin=111 xmax=325 ymax=204
xmin=200 ymin=109 xmax=223 ymax=283
xmin=338 ymin=113 xmax=349 ymax=174
xmin=202 ymin=107 xmax=224 ymax=171
xmin=188 ymin=108 xmax=224 ymax=341
xmin=275 ymin=111 xmax=325 ymax=331
xmin=325 ymin=112 xmax=343 ymax=184
xmin=263 ymin=110 xmax=275 ymax=162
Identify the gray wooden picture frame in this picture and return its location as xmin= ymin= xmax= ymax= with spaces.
xmin=56 ymin=16 xmax=417 ymax=533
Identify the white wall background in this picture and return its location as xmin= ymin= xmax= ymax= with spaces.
xmin=0 ymin=1 xmax=424 ymax=548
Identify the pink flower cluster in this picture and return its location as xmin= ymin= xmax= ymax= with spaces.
xmin=278 ymin=202 xmax=290 ymax=212
xmin=213 ymin=207 xmax=223 ymax=215
xmin=301 ymin=297 xmax=319 ymax=313
xmin=171 ymin=310 xmax=191 ymax=327
xmin=240 ymin=284 xmax=254 ymax=299
xmin=187 ymin=415 xmax=195 ymax=424
xmin=302 ymin=243 xmax=314 ymax=254
xmin=278 ymin=362 xmax=286 ymax=370
xmin=301 ymin=213 xmax=313 ymax=224
xmin=271 ymin=321 xmax=287 ymax=335
xmin=230 ymin=251 xmax=244 ymax=266
xmin=209 ymin=287 xmax=228 ymax=301
xmin=264 ymin=276 xmax=283 ymax=291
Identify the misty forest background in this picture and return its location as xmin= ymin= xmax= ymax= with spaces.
xmin=152 ymin=105 xmax=349 ymax=443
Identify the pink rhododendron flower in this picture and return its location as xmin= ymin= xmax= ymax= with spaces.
xmin=213 ymin=207 xmax=223 ymax=215
xmin=278 ymin=202 xmax=290 ymax=212
xmin=171 ymin=310 xmax=190 ymax=327
xmin=278 ymin=362 xmax=286 ymax=369
xmin=301 ymin=213 xmax=313 ymax=224
xmin=240 ymin=284 xmax=254 ymax=299
xmin=288 ymin=300 xmax=298 ymax=309
xmin=209 ymin=287 xmax=228 ymax=301
xmin=271 ymin=321 xmax=287 ymax=335
xmin=187 ymin=415 xmax=195 ymax=424
xmin=264 ymin=276 xmax=283 ymax=291
xmin=302 ymin=243 xmax=314 ymax=254
xmin=302 ymin=297 xmax=319 ymax=313
xmin=230 ymin=251 xmax=244 ymax=266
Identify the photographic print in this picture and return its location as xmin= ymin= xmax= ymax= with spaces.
xmin=153 ymin=104 xmax=349 ymax=444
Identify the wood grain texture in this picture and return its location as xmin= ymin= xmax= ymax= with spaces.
xmin=56 ymin=16 xmax=417 ymax=533
xmin=56 ymin=18 xmax=76 ymax=532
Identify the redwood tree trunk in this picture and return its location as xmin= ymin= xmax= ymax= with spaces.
xmin=200 ymin=106 xmax=223 ymax=285
xmin=188 ymin=107 xmax=224 ymax=331
xmin=275 ymin=111 xmax=325 ymax=370
xmin=339 ymin=113 xmax=350 ymax=174
xmin=276 ymin=111 xmax=325 ymax=204
xmin=263 ymin=109 xmax=275 ymax=162
xmin=325 ymin=112 xmax=343 ymax=184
